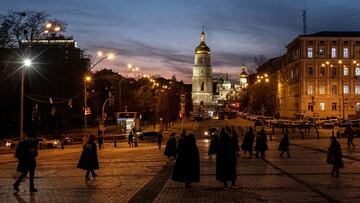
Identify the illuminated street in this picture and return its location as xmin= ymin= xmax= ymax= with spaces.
xmin=0 ymin=120 xmax=359 ymax=202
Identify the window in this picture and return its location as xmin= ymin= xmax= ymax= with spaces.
xmin=332 ymin=85 xmax=338 ymax=94
xmin=320 ymin=102 xmax=325 ymax=110
xmin=307 ymin=47 xmax=313 ymax=58
xmin=201 ymin=58 xmax=205 ymax=64
xmin=356 ymin=102 xmax=360 ymax=111
xmin=319 ymin=85 xmax=325 ymax=94
xmin=356 ymin=67 xmax=360 ymax=76
xmin=343 ymin=48 xmax=349 ymax=58
xmin=344 ymin=85 xmax=349 ymax=94
xmin=319 ymin=48 xmax=325 ymax=56
xmin=308 ymin=102 xmax=313 ymax=111
xmin=291 ymin=70 xmax=294 ymax=79
xmin=320 ymin=67 xmax=325 ymax=76
xmin=331 ymin=47 xmax=337 ymax=58
xmin=356 ymin=85 xmax=360 ymax=95
xmin=307 ymin=85 xmax=313 ymax=94
xmin=332 ymin=68 xmax=337 ymax=77
xmin=332 ymin=103 xmax=337 ymax=110
xmin=201 ymin=82 xmax=204 ymax=91
xmin=308 ymin=67 xmax=313 ymax=76
xmin=344 ymin=67 xmax=349 ymax=76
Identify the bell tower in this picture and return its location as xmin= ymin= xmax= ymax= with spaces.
xmin=192 ymin=31 xmax=213 ymax=112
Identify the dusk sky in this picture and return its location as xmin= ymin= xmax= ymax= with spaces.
xmin=2 ymin=0 xmax=360 ymax=83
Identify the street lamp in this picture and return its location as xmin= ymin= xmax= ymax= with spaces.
xmin=19 ymin=58 xmax=32 ymax=140
xmin=118 ymin=64 xmax=139 ymax=112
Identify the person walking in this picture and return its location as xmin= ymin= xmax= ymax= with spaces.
xmin=172 ymin=133 xmax=200 ymax=188
xmin=164 ymin=133 xmax=177 ymax=160
xmin=278 ymin=130 xmax=290 ymax=158
xmin=13 ymin=136 xmax=39 ymax=192
xmin=208 ymin=129 xmax=218 ymax=159
xmin=157 ymin=132 xmax=163 ymax=150
xmin=77 ymin=134 xmax=99 ymax=179
xmin=98 ymin=135 xmax=104 ymax=150
xmin=216 ymin=128 xmax=238 ymax=190
xmin=241 ymin=127 xmax=255 ymax=156
xmin=128 ymin=131 xmax=134 ymax=147
xmin=255 ymin=128 xmax=268 ymax=157
xmin=344 ymin=125 xmax=355 ymax=149
xmin=231 ymin=126 xmax=240 ymax=156
xmin=327 ymin=136 xmax=343 ymax=177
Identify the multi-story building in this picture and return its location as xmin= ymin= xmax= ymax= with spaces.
xmin=257 ymin=31 xmax=360 ymax=119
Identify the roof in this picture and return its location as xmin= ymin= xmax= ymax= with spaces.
xmin=195 ymin=41 xmax=210 ymax=53
xmin=302 ymin=31 xmax=360 ymax=37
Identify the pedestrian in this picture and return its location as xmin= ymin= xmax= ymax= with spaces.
xmin=241 ymin=127 xmax=255 ymax=156
xmin=327 ymin=136 xmax=343 ymax=177
xmin=278 ymin=130 xmax=290 ymax=158
xmin=77 ymin=134 xmax=99 ymax=179
xmin=231 ymin=126 xmax=240 ymax=156
xmin=82 ymin=133 xmax=89 ymax=146
xmin=344 ymin=125 xmax=355 ymax=149
xmin=208 ymin=129 xmax=218 ymax=159
xmin=172 ymin=133 xmax=200 ymax=188
xmin=157 ymin=132 xmax=163 ymax=150
xmin=13 ymin=136 xmax=39 ymax=192
xmin=164 ymin=133 xmax=177 ymax=160
xmin=128 ymin=131 xmax=134 ymax=147
xmin=216 ymin=128 xmax=238 ymax=190
xmin=255 ymin=128 xmax=268 ymax=157
xmin=98 ymin=135 xmax=104 ymax=150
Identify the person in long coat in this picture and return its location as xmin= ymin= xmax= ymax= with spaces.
xmin=278 ymin=130 xmax=290 ymax=158
xmin=208 ymin=129 xmax=218 ymax=159
xmin=255 ymin=128 xmax=268 ymax=157
xmin=216 ymin=128 xmax=238 ymax=189
xmin=344 ymin=125 xmax=355 ymax=149
xmin=327 ymin=136 xmax=343 ymax=177
xmin=241 ymin=127 xmax=255 ymax=155
xmin=172 ymin=133 xmax=200 ymax=188
xmin=157 ymin=132 xmax=163 ymax=150
xmin=231 ymin=126 xmax=240 ymax=156
xmin=164 ymin=133 xmax=177 ymax=159
xmin=13 ymin=137 xmax=39 ymax=192
xmin=77 ymin=134 xmax=99 ymax=179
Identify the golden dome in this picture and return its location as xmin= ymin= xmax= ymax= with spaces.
xmin=195 ymin=31 xmax=210 ymax=54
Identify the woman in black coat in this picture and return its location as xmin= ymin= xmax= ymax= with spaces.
xmin=327 ymin=136 xmax=343 ymax=177
xmin=241 ymin=127 xmax=254 ymax=155
xmin=216 ymin=128 xmax=238 ymax=189
xmin=172 ymin=133 xmax=200 ymax=188
xmin=278 ymin=131 xmax=290 ymax=158
xmin=77 ymin=134 xmax=99 ymax=179
xmin=255 ymin=128 xmax=268 ymax=157
xmin=208 ymin=130 xmax=218 ymax=159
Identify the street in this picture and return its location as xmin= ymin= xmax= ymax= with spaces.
xmin=1 ymin=118 xmax=360 ymax=202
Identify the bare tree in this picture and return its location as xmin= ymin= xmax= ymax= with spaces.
xmin=254 ymin=54 xmax=267 ymax=67
xmin=0 ymin=10 xmax=66 ymax=48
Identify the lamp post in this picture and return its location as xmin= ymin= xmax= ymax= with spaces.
xmin=118 ymin=64 xmax=139 ymax=112
xmin=256 ymin=73 xmax=269 ymax=115
xmin=83 ymin=51 xmax=114 ymax=133
xmin=19 ymin=59 xmax=32 ymax=140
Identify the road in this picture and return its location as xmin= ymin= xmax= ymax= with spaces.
xmin=0 ymin=118 xmax=359 ymax=202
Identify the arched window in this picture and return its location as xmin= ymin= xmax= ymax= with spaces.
xmin=308 ymin=67 xmax=313 ymax=76
xmin=320 ymin=68 xmax=325 ymax=76
xmin=201 ymin=82 xmax=204 ymax=91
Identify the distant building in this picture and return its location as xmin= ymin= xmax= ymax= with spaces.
xmin=257 ymin=31 xmax=360 ymax=119
xmin=235 ymin=65 xmax=249 ymax=91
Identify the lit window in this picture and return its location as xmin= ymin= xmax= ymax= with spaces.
xmin=319 ymin=85 xmax=325 ymax=94
xmin=319 ymin=48 xmax=325 ymax=56
xmin=356 ymin=102 xmax=360 ymax=111
xmin=356 ymin=85 xmax=360 ymax=95
xmin=331 ymin=47 xmax=337 ymax=58
xmin=308 ymin=102 xmax=313 ymax=111
xmin=344 ymin=85 xmax=349 ymax=94
xmin=332 ymin=103 xmax=337 ymax=110
xmin=307 ymin=85 xmax=313 ymax=94
xmin=307 ymin=47 xmax=313 ymax=58
xmin=320 ymin=102 xmax=325 ymax=110
xmin=343 ymin=48 xmax=349 ymax=58
xmin=331 ymin=85 xmax=338 ymax=94
xmin=344 ymin=67 xmax=349 ymax=76
xmin=356 ymin=67 xmax=360 ymax=76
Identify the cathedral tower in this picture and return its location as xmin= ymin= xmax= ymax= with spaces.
xmin=192 ymin=31 xmax=213 ymax=111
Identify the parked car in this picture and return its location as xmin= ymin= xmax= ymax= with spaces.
xmin=139 ymin=132 xmax=162 ymax=141
xmin=254 ymin=119 xmax=264 ymax=126
xmin=37 ymin=137 xmax=61 ymax=148
xmin=321 ymin=121 xmax=334 ymax=129
xmin=5 ymin=138 xmax=19 ymax=149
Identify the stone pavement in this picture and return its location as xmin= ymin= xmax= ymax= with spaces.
xmin=1 ymin=121 xmax=360 ymax=202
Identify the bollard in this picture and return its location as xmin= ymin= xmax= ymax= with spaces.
xmin=113 ymin=137 xmax=117 ymax=147
xmin=316 ymin=132 xmax=319 ymax=139
xmin=301 ymin=132 xmax=304 ymax=139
